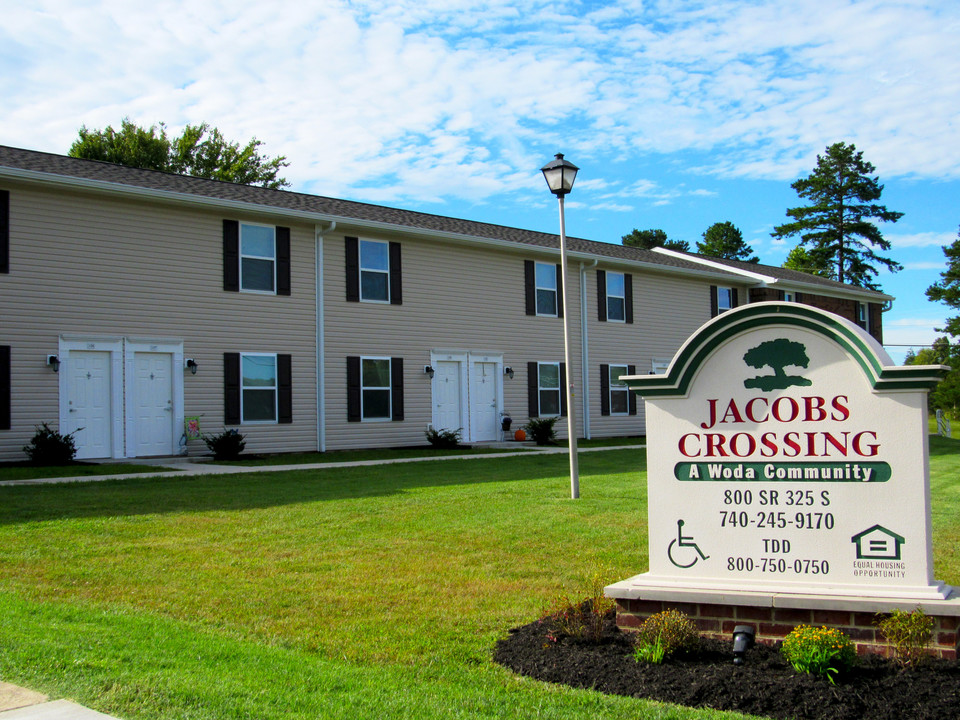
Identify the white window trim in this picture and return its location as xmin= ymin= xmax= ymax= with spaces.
xmin=538 ymin=360 xmax=561 ymax=418
xmin=239 ymin=222 xmax=277 ymax=295
xmin=651 ymin=358 xmax=671 ymax=375
xmin=606 ymin=271 xmax=626 ymax=323
xmin=535 ymin=261 xmax=558 ymax=317
xmin=783 ymin=291 xmax=795 ymax=302
xmin=858 ymin=302 xmax=869 ymax=325
xmin=361 ymin=355 xmax=392 ymax=422
xmin=359 ymin=239 xmax=391 ymax=304
xmin=608 ymin=363 xmax=630 ymax=416
xmin=717 ymin=286 xmax=734 ymax=314
xmin=240 ymin=352 xmax=278 ymax=424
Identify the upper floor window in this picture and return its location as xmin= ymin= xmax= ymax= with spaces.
xmin=606 ymin=272 xmax=626 ymax=322
xmin=240 ymin=223 xmax=276 ymax=293
xmin=783 ymin=291 xmax=795 ymax=302
xmin=858 ymin=302 xmax=868 ymax=329
xmin=711 ymin=285 xmax=738 ymax=317
xmin=241 ymin=353 xmax=277 ymax=422
xmin=535 ymin=262 xmax=558 ymax=316
xmin=360 ymin=240 xmax=390 ymax=302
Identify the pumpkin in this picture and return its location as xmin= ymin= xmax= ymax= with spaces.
xmin=514 ymin=428 xmax=526 ymax=441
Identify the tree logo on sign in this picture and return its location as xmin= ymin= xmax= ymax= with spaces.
xmin=743 ymin=339 xmax=813 ymax=391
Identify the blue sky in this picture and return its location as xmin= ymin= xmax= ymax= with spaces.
xmin=2 ymin=0 xmax=958 ymax=362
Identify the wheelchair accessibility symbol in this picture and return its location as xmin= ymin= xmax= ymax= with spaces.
xmin=668 ymin=519 xmax=710 ymax=568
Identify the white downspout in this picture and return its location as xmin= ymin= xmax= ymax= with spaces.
xmin=580 ymin=258 xmax=598 ymax=440
xmin=316 ymin=221 xmax=336 ymax=452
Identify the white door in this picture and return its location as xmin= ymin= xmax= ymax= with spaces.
xmin=470 ymin=361 xmax=499 ymax=442
xmin=132 ymin=352 xmax=174 ymax=457
xmin=433 ymin=360 xmax=462 ymax=433
xmin=65 ymin=350 xmax=113 ymax=459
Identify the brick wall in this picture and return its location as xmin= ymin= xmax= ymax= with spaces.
xmin=616 ymin=598 xmax=959 ymax=659
xmin=747 ymin=289 xmax=883 ymax=344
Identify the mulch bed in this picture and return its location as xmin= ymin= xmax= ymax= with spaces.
xmin=493 ymin=609 xmax=960 ymax=720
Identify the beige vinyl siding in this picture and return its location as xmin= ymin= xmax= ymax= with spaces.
xmin=586 ymin=266 xmax=749 ymax=438
xmin=0 ymin=184 xmax=317 ymax=460
xmin=324 ymin=233 xmax=583 ymax=449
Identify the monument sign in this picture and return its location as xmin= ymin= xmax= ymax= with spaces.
xmin=607 ymin=303 xmax=950 ymax=604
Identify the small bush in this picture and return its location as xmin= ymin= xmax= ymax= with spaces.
xmin=634 ymin=610 xmax=698 ymax=664
xmin=22 ymin=423 xmax=80 ymax=465
xmin=524 ymin=416 xmax=559 ymax=446
xmin=204 ymin=429 xmax=246 ymax=461
xmin=424 ymin=426 xmax=462 ymax=449
xmin=541 ymin=568 xmax=616 ymax=643
xmin=781 ymin=625 xmax=856 ymax=683
xmin=876 ymin=608 xmax=933 ymax=666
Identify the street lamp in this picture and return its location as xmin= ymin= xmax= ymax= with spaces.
xmin=541 ymin=153 xmax=580 ymax=499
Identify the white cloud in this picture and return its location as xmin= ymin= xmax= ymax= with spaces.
xmin=890 ymin=231 xmax=956 ymax=249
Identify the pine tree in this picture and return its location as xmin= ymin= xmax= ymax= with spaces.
xmin=697 ymin=221 xmax=758 ymax=263
xmin=622 ymin=228 xmax=689 ymax=252
xmin=926 ymin=227 xmax=960 ymax=337
xmin=772 ymin=142 xmax=903 ymax=290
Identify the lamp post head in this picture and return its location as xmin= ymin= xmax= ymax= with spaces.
xmin=541 ymin=153 xmax=579 ymax=197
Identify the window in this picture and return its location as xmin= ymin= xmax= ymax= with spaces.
xmin=609 ymin=364 xmax=629 ymax=414
xmin=241 ymin=354 xmax=277 ymax=422
xmin=651 ymin=358 xmax=670 ymax=375
xmin=858 ymin=302 xmax=869 ymax=329
xmin=240 ymin=223 xmax=276 ymax=292
xmin=783 ymin=291 xmax=795 ymax=302
xmin=606 ymin=272 xmax=626 ymax=321
xmin=360 ymin=240 xmax=390 ymax=302
xmin=361 ymin=357 xmax=392 ymax=419
xmin=535 ymin=262 xmax=558 ymax=316
xmin=346 ymin=356 xmax=404 ymax=422
xmin=710 ymin=285 xmax=738 ymax=317
xmin=538 ymin=362 xmax=561 ymax=416
xmin=0 ymin=345 xmax=9 ymax=430
xmin=0 ymin=189 xmax=8 ymax=274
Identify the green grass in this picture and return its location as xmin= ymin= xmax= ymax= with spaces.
xmin=0 ymin=462 xmax=174 ymax=482
xmin=0 ymin=440 xmax=957 ymax=720
xmin=209 ymin=445 xmax=537 ymax=466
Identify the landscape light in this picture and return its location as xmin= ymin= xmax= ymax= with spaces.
xmin=732 ymin=625 xmax=755 ymax=665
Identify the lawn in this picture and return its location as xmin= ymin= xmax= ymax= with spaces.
xmin=0 ymin=462 xmax=175 ymax=482
xmin=0 ymin=440 xmax=957 ymax=720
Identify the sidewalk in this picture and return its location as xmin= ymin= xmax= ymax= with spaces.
xmin=0 ymin=444 xmax=645 ymax=487
xmin=0 ymin=682 xmax=119 ymax=719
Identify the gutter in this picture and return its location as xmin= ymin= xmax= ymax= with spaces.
xmin=579 ymin=259 xmax=598 ymax=439
xmin=316 ymin=221 xmax=336 ymax=452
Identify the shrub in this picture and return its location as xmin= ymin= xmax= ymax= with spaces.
xmin=633 ymin=610 xmax=698 ymax=664
xmin=424 ymin=426 xmax=462 ymax=449
xmin=22 ymin=423 xmax=80 ymax=465
xmin=204 ymin=429 xmax=246 ymax=461
xmin=541 ymin=568 xmax=616 ymax=643
xmin=524 ymin=416 xmax=559 ymax=446
xmin=781 ymin=625 xmax=856 ymax=683
xmin=876 ymin=608 xmax=933 ymax=666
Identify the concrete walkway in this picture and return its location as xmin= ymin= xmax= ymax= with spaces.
xmin=0 ymin=683 xmax=118 ymax=720
xmin=0 ymin=444 xmax=645 ymax=487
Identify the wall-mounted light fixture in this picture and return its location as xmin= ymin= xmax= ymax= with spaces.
xmin=47 ymin=355 xmax=60 ymax=373
xmin=184 ymin=358 xmax=199 ymax=375
xmin=424 ymin=365 xmax=435 ymax=379
xmin=503 ymin=366 xmax=514 ymax=379
xmin=732 ymin=625 xmax=755 ymax=665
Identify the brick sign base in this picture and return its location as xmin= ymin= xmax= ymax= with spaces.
xmin=615 ymin=595 xmax=960 ymax=659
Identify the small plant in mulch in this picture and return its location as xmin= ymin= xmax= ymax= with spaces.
xmin=633 ymin=609 xmax=698 ymax=664
xmin=876 ymin=608 xmax=934 ymax=666
xmin=203 ymin=429 xmax=246 ymax=461
xmin=424 ymin=426 xmax=462 ymax=449
xmin=540 ymin=568 xmax=616 ymax=643
xmin=22 ymin=422 xmax=81 ymax=465
xmin=781 ymin=625 xmax=856 ymax=683
xmin=524 ymin=417 xmax=559 ymax=446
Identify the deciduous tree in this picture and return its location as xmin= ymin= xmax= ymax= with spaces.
xmin=697 ymin=221 xmax=758 ymax=263
xmin=782 ymin=246 xmax=832 ymax=277
xmin=622 ymin=228 xmax=689 ymax=252
xmin=771 ymin=142 xmax=903 ymax=290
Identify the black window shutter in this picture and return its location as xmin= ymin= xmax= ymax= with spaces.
xmin=223 ymin=220 xmax=239 ymax=292
xmin=347 ymin=356 xmax=361 ymax=421
xmin=777 ymin=289 xmax=786 ymax=301
xmin=277 ymin=354 xmax=292 ymax=424
xmin=600 ymin=364 xmax=610 ymax=416
xmin=796 ymin=292 xmax=804 ymax=303
xmin=628 ymin=364 xmax=638 ymax=415
xmin=527 ymin=362 xmax=539 ymax=417
xmin=224 ymin=353 xmax=241 ymax=424
xmin=391 ymin=357 xmax=404 ymax=421
xmin=524 ymin=261 xmax=536 ymax=315
xmin=0 ymin=345 xmax=9 ymax=430
xmin=559 ymin=363 xmax=568 ymax=417
xmin=597 ymin=270 xmax=607 ymax=322
xmin=276 ymin=227 xmax=291 ymax=296
xmin=0 ymin=190 xmax=9 ymax=274
xmin=732 ymin=288 xmax=739 ymax=308
xmin=389 ymin=242 xmax=402 ymax=305
xmin=556 ymin=264 xmax=564 ymax=318
xmin=625 ymin=274 xmax=634 ymax=324
xmin=345 ymin=237 xmax=360 ymax=302
xmin=710 ymin=286 xmax=719 ymax=317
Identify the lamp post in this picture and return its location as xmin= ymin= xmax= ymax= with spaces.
xmin=541 ymin=153 xmax=580 ymax=499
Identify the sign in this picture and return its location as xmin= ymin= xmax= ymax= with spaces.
xmin=616 ymin=303 xmax=950 ymax=601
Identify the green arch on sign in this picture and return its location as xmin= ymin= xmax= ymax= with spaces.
xmin=626 ymin=303 xmax=946 ymax=398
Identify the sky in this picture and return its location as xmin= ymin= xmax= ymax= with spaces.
xmin=2 ymin=0 xmax=958 ymax=363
